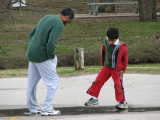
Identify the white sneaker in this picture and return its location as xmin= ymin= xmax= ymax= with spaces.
xmin=30 ymin=110 xmax=41 ymax=114
xmin=84 ymin=98 xmax=99 ymax=106
xmin=41 ymin=109 xmax=61 ymax=116
xmin=116 ymin=101 xmax=128 ymax=109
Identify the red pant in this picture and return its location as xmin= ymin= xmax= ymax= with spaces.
xmin=87 ymin=66 xmax=125 ymax=102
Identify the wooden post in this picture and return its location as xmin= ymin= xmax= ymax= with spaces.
xmin=74 ymin=47 xmax=84 ymax=70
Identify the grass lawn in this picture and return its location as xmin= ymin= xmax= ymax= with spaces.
xmin=0 ymin=64 xmax=159 ymax=78
xmin=0 ymin=0 xmax=160 ymax=69
xmin=0 ymin=15 xmax=160 ymax=68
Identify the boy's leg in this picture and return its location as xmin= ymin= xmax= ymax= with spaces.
xmin=111 ymin=68 xmax=125 ymax=102
xmin=36 ymin=56 xmax=59 ymax=112
xmin=87 ymin=66 xmax=110 ymax=98
xmin=27 ymin=62 xmax=41 ymax=113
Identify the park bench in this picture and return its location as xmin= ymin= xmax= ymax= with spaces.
xmin=11 ymin=0 xmax=42 ymax=12
xmin=11 ymin=0 xmax=26 ymax=8
xmin=0 ymin=0 xmax=27 ymax=22
xmin=0 ymin=0 xmax=13 ymax=22
xmin=86 ymin=1 xmax=139 ymax=16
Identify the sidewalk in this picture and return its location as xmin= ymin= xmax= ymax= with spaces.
xmin=0 ymin=73 xmax=160 ymax=116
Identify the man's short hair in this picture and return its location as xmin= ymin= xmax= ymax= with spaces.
xmin=61 ymin=8 xmax=74 ymax=19
xmin=107 ymin=27 xmax=119 ymax=40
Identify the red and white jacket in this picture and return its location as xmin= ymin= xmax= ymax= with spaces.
xmin=101 ymin=43 xmax=128 ymax=73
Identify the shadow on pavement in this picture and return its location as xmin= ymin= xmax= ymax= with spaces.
xmin=1 ymin=106 xmax=160 ymax=117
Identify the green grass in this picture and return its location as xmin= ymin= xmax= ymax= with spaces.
xmin=59 ymin=20 xmax=160 ymax=53
xmin=127 ymin=64 xmax=160 ymax=71
xmin=0 ymin=0 xmax=160 ymax=69
xmin=0 ymin=16 xmax=160 ymax=68
xmin=0 ymin=64 xmax=159 ymax=78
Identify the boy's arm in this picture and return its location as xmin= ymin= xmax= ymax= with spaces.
xmin=101 ymin=44 xmax=105 ymax=66
xmin=122 ymin=46 xmax=128 ymax=71
xmin=119 ymin=46 xmax=128 ymax=79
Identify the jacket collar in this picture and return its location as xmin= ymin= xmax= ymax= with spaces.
xmin=105 ymin=37 xmax=119 ymax=46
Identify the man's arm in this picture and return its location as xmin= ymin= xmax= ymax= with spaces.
xmin=47 ymin=25 xmax=64 ymax=59
xmin=29 ymin=25 xmax=37 ymax=41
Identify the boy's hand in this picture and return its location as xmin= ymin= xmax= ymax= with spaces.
xmin=119 ymin=71 xmax=125 ymax=79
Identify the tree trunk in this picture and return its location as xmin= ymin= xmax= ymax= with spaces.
xmin=138 ymin=0 xmax=157 ymax=22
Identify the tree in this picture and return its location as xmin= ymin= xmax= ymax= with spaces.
xmin=138 ymin=0 xmax=157 ymax=22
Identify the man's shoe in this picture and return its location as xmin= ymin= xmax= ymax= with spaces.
xmin=84 ymin=98 xmax=99 ymax=106
xmin=30 ymin=110 xmax=41 ymax=114
xmin=116 ymin=101 xmax=128 ymax=109
xmin=41 ymin=109 xmax=61 ymax=116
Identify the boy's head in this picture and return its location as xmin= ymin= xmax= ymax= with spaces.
xmin=107 ymin=27 xmax=119 ymax=44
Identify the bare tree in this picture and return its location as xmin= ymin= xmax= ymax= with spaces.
xmin=138 ymin=0 xmax=157 ymax=22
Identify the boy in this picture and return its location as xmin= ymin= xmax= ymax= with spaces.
xmin=84 ymin=27 xmax=128 ymax=109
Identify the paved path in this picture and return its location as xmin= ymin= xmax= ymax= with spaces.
xmin=0 ymin=73 xmax=160 ymax=109
xmin=1 ymin=112 xmax=160 ymax=120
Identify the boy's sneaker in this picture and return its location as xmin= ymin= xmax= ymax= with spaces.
xmin=84 ymin=98 xmax=99 ymax=106
xmin=41 ymin=109 xmax=61 ymax=116
xmin=30 ymin=110 xmax=41 ymax=114
xmin=116 ymin=101 xmax=128 ymax=109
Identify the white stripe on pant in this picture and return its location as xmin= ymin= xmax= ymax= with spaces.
xmin=26 ymin=56 xmax=59 ymax=112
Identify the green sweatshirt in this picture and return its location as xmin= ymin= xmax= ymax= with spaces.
xmin=27 ymin=15 xmax=64 ymax=63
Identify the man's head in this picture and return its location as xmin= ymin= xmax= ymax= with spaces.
xmin=107 ymin=27 xmax=119 ymax=45
xmin=59 ymin=8 xmax=74 ymax=26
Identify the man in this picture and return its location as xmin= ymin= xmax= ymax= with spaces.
xmin=26 ymin=8 xmax=74 ymax=116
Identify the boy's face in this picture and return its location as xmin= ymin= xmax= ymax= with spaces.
xmin=108 ymin=38 xmax=118 ymax=45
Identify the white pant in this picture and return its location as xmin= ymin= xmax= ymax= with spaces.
xmin=26 ymin=56 xmax=59 ymax=112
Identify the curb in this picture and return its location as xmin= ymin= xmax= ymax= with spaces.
xmin=1 ymin=106 xmax=160 ymax=116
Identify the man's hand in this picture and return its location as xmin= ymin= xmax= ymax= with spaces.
xmin=119 ymin=71 xmax=125 ymax=79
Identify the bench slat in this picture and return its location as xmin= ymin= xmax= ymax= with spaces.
xmin=87 ymin=1 xmax=138 ymax=16
xmin=87 ymin=2 xmax=138 ymax=5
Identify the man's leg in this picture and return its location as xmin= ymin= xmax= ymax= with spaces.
xmin=87 ymin=66 xmax=110 ymax=98
xmin=27 ymin=61 xmax=41 ymax=113
xmin=36 ymin=56 xmax=59 ymax=111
